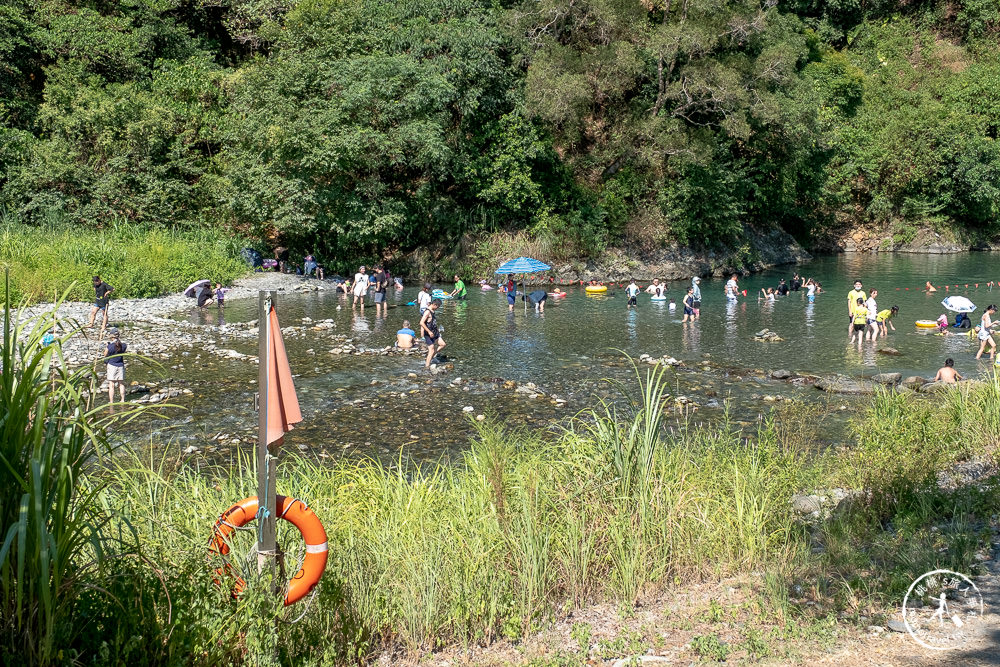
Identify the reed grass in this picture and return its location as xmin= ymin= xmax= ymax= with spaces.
xmin=0 ymin=221 xmax=248 ymax=303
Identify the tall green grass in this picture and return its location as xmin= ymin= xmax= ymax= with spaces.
xmin=0 ymin=282 xmax=124 ymax=663
xmin=0 ymin=221 xmax=249 ymax=302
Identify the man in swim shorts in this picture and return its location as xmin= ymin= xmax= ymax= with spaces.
xmin=396 ymin=320 xmax=415 ymax=349
xmin=933 ymin=358 xmax=962 ymax=384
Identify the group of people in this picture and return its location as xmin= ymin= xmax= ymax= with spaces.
xmin=846 ymin=280 xmax=899 ymax=345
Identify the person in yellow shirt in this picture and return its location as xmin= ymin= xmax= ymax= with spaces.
xmin=847 ymin=280 xmax=866 ymax=335
xmin=876 ymin=305 xmax=898 ymax=337
xmin=850 ymin=297 xmax=868 ymax=344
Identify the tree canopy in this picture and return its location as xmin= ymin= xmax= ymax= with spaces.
xmin=1 ymin=0 xmax=998 ymax=268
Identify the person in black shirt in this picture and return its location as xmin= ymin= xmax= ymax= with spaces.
xmin=87 ymin=275 xmax=113 ymax=333
xmin=791 ymin=273 xmax=802 ymax=292
xmin=372 ymin=266 xmax=388 ymax=317
xmin=776 ymin=278 xmax=790 ymax=296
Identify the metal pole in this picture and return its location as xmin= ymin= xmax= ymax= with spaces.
xmin=257 ymin=290 xmax=278 ymax=571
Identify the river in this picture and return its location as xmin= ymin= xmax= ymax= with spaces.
xmin=120 ymin=252 xmax=1000 ymax=461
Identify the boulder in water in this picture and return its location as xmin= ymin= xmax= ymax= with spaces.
xmin=770 ymin=369 xmax=792 ymax=379
xmin=877 ymin=347 xmax=902 ymax=356
xmin=815 ymin=376 xmax=877 ymax=394
xmin=871 ymin=372 xmax=902 ymax=385
xmin=753 ymin=329 xmax=784 ymax=342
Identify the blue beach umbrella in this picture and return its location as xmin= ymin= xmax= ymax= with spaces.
xmin=495 ymin=257 xmax=552 ymax=312
xmin=941 ymin=296 xmax=976 ymax=313
xmin=495 ymin=257 xmax=551 ymax=274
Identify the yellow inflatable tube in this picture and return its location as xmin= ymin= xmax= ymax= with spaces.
xmin=585 ymin=285 xmax=608 ymax=293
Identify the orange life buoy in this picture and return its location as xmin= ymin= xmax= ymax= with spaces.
xmin=209 ymin=495 xmax=328 ymax=606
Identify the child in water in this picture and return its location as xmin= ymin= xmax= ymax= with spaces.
xmin=214 ymin=283 xmax=229 ymax=307
xmin=850 ymin=297 xmax=868 ymax=344
xmin=876 ymin=305 xmax=899 ymax=337
xmin=682 ymin=288 xmax=695 ymax=322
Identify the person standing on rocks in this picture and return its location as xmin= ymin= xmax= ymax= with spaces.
xmin=101 ymin=327 xmax=127 ymax=404
xmin=352 ymin=265 xmax=369 ymax=309
xmin=372 ymin=265 xmax=388 ymax=317
xmin=420 ymin=299 xmax=446 ymax=368
xmin=87 ymin=275 xmax=113 ymax=333
xmin=846 ymin=280 xmax=866 ymax=335
xmin=691 ymin=276 xmax=702 ymax=320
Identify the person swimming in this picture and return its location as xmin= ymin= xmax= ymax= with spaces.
xmin=925 ymin=281 xmax=937 ymax=293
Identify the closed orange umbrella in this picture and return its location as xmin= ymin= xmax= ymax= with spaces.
xmin=265 ymin=303 xmax=302 ymax=445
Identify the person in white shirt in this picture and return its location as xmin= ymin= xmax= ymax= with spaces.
xmin=352 ymin=266 xmax=369 ymax=308
xmin=417 ymin=283 xmax=433 ymax=313
xmin=644 ymin=279 xmax=664 ymax=297
xmin=625 ymin=279 xmax=640 ymax=307
xmin=865 ymin=289 xmax=879 ymax=341
xmin=725 ymin=274 xmax=739 ymax=301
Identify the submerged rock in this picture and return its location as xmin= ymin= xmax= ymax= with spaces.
xmin=877 ymin=347 xmax=902 ymax=356
xmin=753 ymin=329 xmax=783 ymax=342
xmin=770 ymin=369 xmax=792 ymax=379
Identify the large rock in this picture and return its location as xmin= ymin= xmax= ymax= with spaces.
xmin=815 ymin=376 xmax=877 ymax=394
xmin=791 ymin=494 xmax=822 ymax=514
xmin=771 ymin=369 xmax=792 ymax=380
xmin=920 ymin=381 xmax=950 ymax=393
xmin=902 ymin=376 xmax=927 ymax=388
xmin=871 ymin=372 xmax=902 ymax=385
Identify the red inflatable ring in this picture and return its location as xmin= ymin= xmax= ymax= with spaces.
xmin=209 ymin=495 xmax=328 ymax=606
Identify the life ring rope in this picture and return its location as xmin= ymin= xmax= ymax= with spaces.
xmin=209 ymin=494 xmax=328 ymax=606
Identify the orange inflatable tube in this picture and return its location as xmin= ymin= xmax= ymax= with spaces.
xmin=209 ymin=495 xmax=328 ymax=606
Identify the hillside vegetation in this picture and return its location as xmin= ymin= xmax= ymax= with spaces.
xmin=1 ymin=0 xmax=998 ymax=270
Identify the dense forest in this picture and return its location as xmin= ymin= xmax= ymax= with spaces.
xmin=1 ymin=0 xmax=998 ymax=269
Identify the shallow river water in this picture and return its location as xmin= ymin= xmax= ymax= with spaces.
xmin=122 ymin=252 xmax=1000 ymax=462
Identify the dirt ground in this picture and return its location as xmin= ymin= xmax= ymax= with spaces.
xmin=377 ymin=554 xmax=999 ymax=666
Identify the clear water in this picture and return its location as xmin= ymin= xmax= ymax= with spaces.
xmin=137 ymin=252 xmax=1000 ymax=460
